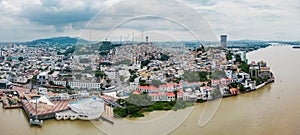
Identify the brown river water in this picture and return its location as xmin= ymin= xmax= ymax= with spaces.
xmin=1 ymin=46 xmax=300 ymax=135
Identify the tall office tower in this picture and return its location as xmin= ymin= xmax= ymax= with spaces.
xmin=146 ymin=36 xmax=149 ymax=43
xmin=221 ymin=35 xmax=227 ymax=48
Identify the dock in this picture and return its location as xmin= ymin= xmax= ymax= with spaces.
xmin=1 ymin=96 xmax=23 ymax=109
xmin=101 ymin=105 xmax=114 ymax=124
xmin=22 ymin=99 xmax=76 ymax=120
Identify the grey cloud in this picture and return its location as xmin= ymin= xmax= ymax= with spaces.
xmin=82 ymin=0 xmax=217 ymax=41
xmin=0 ymin=0 xmax=299 ymax=41
xmin=19 ymin=0 xmax=107 ymax=31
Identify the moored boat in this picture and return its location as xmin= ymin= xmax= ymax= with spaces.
xmin=55 ymin=113 xmax=63 ymax=120
xmin=63 ymin=114 xmax=70 ymax=120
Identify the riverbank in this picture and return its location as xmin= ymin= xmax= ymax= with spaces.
xmin=114 ymin=97 xmax=194 ymax=118
xmin=114 ymin=78 xmax=275 ymax=118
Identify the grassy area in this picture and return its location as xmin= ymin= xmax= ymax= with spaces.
xmin=114 ymin=94 xmax=194 ymax=118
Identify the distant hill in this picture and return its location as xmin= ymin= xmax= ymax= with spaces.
xmin=23 ymin=37 xmax=90 ymax=46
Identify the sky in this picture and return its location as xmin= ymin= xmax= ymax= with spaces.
xmin=0 ymin=0 xmax=299 ymax=42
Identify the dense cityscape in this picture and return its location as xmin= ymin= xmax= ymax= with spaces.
xmin=0 ymin=35 xmax=276 ymax=125
xmin=0 ymin=0 xmax=299 ymax=134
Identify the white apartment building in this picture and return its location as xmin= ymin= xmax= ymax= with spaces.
xmin=53 ymin=81 xmax=102 ymax=90
xmin=69 ymin=82 xmax=102 ymax=90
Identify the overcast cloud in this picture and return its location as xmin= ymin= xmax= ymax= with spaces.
xmin=0 ymin=0 xmax=299 ymax=42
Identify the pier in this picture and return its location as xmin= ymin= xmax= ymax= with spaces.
xmin=22 ymin=99 xmax=76 ymax=120
xmin=0 ymin=90 xmax=23 ymax=109
xmin=101 ymin=105 xmax=114 ymax=124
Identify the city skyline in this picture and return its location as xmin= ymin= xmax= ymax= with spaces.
xmin=0 ymin=0 xmax=299 ymax=42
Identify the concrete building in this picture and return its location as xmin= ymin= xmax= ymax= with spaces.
xmin=69 ymin=82 xmax=102 ymax=90
xmin=38 ymin=72 xmax=48 ymax=85
xmin=200 ymin=86 xmax=213 ymax=100
xmin=0 ymin=79 xmax=10 ymax=89
xmin=221 ymin=35 xmax=227 ymax=48
xmin=250 ymin=66 xmax=259 ymax=78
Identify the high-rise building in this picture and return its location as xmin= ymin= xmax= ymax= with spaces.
xmin=146 ymin=36 xmax=149 ymax=43
xmin=221 ymin=35 xmax=227 ymax=48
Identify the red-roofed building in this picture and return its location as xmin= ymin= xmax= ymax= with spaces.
xmin=159 ymin=83 xmax=182 ymax=92
xmin=137 ymin=86 xmax=159 ymax=93
xmin=212 ymin=78 xmax=233 ymax=86
xmin=137 ymin=83 xmax=182 ymax=93
xmin=148 ymin=92 xmax=176 ymax=102
xmin=220 ymin=78 xmax=233 ymax=85
xmin=12 ymin=86 xmax=30 ymax=98
xmin=177 ymin=89 xmax=184 ymax=99
xmin=166 ymin=92 xmax=175 ymax=97
xmin=132 ymin=90 xmax=141 ymax=95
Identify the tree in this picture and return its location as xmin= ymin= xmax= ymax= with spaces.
xmin=126 ymin=105 xmax=141 ymax=114
xmin=139 ymin=80 xmax=149 ymax=86
xmin=212 ymin=88 xmax=222 ymax=99
xmin=125 ymin=94 xmax=153 ymax=107
xmin=196 ymin=45 xmax=205 ymax=52
xmin=238 ymin=84 xmax=245 ymax=92
xmin=63 ymin=46 xmax=76 ymax=56
xmin=141 ymin=60 xmax=150 ymax=68
xmin=66 ymin=85 xmax=71 ymax=90
xmin=48 ymin=70 xmax=55 ymax=75
xmin=151 ymin=80 xmax=162 ymax=87
xmin=228 ymin=82 xmax=238 ymax=88
xmin=226 ymin=53 xmax=233 ymax=60
xmin=106 ymin=79 xmax=111 ymax=83
xmin=49 ymin=81 xmax=55 ymax=85
xmin=199 ymin=71 xmax=208 ymax=82
xmin=114 ymin=108 xmax=127 ymax=118
xmin=159 ymin=53 xmax=170 ymax=61
xmin=235 ymin=54 xmax=242 ymax=63
xmin=18 ymin=57 xmax=24 ymax=61
xmin=211 ymin=70 xmax=226 ymax=80
xmin=64 ymin=67 xmax=72 ymax=72
xmin=84 ymin=67 xmax=93 ymax=73
xmin=31 ymin=75 xmax=38 ymax=84
xmin=79 ymin=58 xmax=91 ymax=63
xmin=129 ymin=74 xmax=137 ymax=82
xmin=115 ymin=59 xmax=131 ymax=66
xmin=7 ymin=58 xmax=12 ymax=62
xmin=129 ymin=69 xmax=136 ymax=75
xmin=105 ymin=84 xmax=111 ymax=88
xmin=95 ymin=71 xmax=106 ymax=78
xmin=239 ymin=62 xmax=249 ymax=73
xmin=183 ymin=71 xmax=200 ymax=82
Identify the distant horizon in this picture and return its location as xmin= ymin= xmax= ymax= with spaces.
xmin=1 ymin=36 xmax=299 ymax=43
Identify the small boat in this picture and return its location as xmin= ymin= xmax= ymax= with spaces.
xmin=293 ymin=46 xmax=300 ymax=49
xmin=30 ymin=118 xmax=43 ymax=126
xmin=63 ymin=114 xmax=70 ymax=120
xmin=55 ymin=113 xmax=63 ymax=120
xmin=70 ymin=114 xmax=78 ymax=120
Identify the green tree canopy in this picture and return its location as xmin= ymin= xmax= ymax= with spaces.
xmin=18 ymin=57 xmax=24 ymax=61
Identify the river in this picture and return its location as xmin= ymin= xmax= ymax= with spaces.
xmin=1 ymin=46 xmax=300 ymax=135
